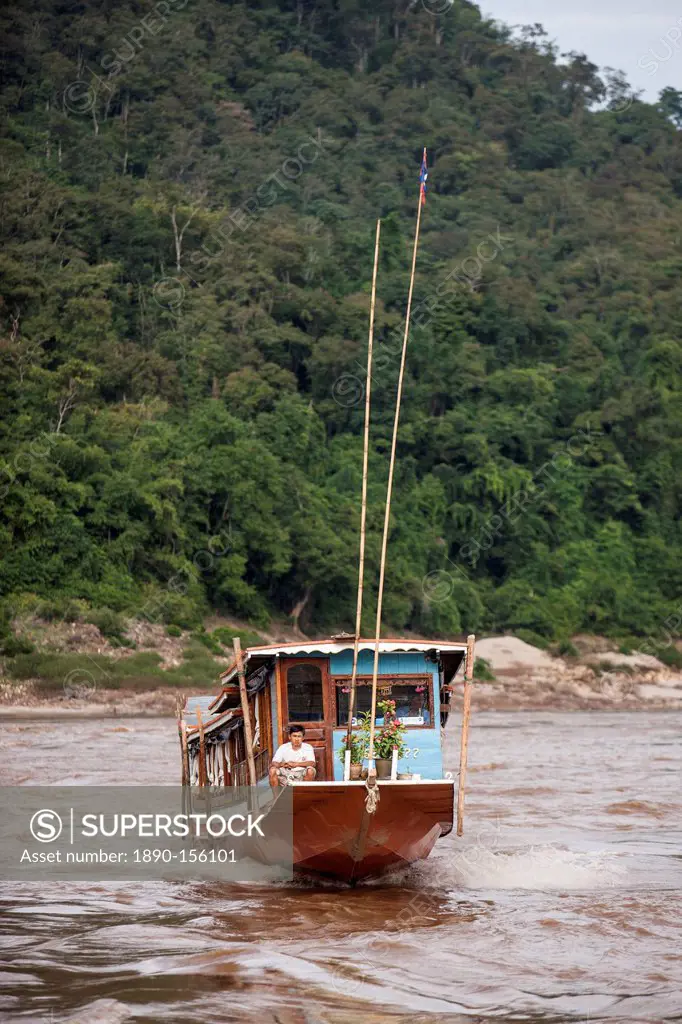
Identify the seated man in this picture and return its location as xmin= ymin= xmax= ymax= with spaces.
xmin=269 ymin=724 xmax=317 ymax=787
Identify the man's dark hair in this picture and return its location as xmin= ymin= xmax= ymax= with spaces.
xmin=288 ymin=724 xmax=305 ymax=736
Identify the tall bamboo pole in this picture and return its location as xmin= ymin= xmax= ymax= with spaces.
xmin=179 ymin=716 xmax=190 ymax=818
xmin=275 ymin=654 xmax=284 ymax=746
xmin=367 ymin=152 xmax=426 ymax=775
xmin=233 ymin=637 xmax=257 ymax=787
xmin=346 ymin=219 xmax=381 ymax=770
xmin=456 ymin=633 xmax=476 ymax=836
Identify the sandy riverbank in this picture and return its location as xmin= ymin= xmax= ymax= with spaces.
xmin=462 ymin=636 xmax=682 ymax=710
xmin=2 ymin=635 xmax=682 ymax=716
xmin=0 ymin=686 xmax=202 ymax=719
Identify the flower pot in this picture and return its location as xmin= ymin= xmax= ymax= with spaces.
xmin=375 ymin=758 xmax=393 ymax=779
xmin=349 ymin=763 xmax=362 ymax=780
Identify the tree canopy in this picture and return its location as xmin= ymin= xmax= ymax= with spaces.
xmin=1 ymin=0 xmax=681 ymax=642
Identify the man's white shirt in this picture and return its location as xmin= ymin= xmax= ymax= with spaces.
xmin=272 ymin=741 xmax=315 ymax=764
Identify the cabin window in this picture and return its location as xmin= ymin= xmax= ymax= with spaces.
xmin=334 ymin=677 xmax=433 ymax=727
xmin=287 ymin=663 xmax=324 ymax=722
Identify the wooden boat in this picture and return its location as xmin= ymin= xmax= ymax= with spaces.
xmin=179 ymin=634 xmax=475 ymax=883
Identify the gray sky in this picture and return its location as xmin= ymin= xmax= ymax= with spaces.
xmin=480 ymin=1 xmax=682 ymax=102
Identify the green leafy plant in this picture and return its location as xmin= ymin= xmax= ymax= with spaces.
xmin=86 ymin=608 xmax=127 ymax=641
xmin=192 ymin=630 xmax=224 ymax=655
xmin=516 ymin=629 xmax=549 ymax=650
xmin=36 ymin=598 xmax=88 ymax=623
xmin=5 ymin=648 xmax=226 ymax=693
xmin=337 ymin=732 xmax=367 ymax=764
xmin=593 ymin=660 xmax=634 ymax=675
xmin=0 ymin=634 xmax=35 ymax=656
xmin=655 ymin=646 xmax=682 ymax=669
xmin=473 ymin=658 xmax=496 ymax=682
xmin=359 ymin=699 xmax=407 ymax=760
xmin=212 ymin=626 xmax=264 ymax=650
xmin=109 ymin=636 xmax=136 ymax=649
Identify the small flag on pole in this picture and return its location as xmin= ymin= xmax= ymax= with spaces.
xmin=419 ymin=147 xmax=428 ymax=205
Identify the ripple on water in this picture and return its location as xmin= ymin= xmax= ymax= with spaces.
xmin=1 ymin=709 xmax=682 ymax=1023
xmin=62 ymin=999 xmax=133 ymax=1023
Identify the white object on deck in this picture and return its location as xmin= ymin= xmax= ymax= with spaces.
xmin=391 ymin=747 xmax=398 ymax=780
xmin=344 ymin=748 xmax=351 ymax=782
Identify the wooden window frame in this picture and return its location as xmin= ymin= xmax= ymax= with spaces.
xmin=279 ymin=657 xmax=333 ymax=780
xmin=283 ymin=658 xmax=328 ymax=725
xmin=331 ymin=674 xmax=435 ymax=729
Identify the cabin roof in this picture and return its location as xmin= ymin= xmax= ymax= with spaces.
xmin=218 ymin=637 xmax=468 ymax=683
xmin=183 ymin=696 xmax=244 ymax=742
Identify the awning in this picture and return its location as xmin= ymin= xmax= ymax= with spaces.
xmin=246 ymin=664 xmax=269 ymax=696
xmin=185 ymin=706 xmax=244 ymax=746
xmin=210 ymin=663 xmax=271 ymax=713
xmin=218 ymin=638 xmax=468 ymax=684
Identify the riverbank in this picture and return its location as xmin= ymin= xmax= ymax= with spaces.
xmin=0 ymin=682 xmax=206 ymax=718
xmin=2 ymin=633 xmax=682 ymax=715
xmin=461 ymin=635 xmax=682 ymax=711
xmin=0 ymin=702 xmax=177 ymax=719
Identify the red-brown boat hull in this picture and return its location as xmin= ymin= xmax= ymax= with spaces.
xmin=282 ymin=780 xmax=455 ymax=883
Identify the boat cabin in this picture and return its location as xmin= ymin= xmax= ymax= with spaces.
xmin=182 ymin=637 xmax=469 ymax=787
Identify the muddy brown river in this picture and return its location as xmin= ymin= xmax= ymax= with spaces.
xmin=1 ymin=710 xmax=680 ymax=1023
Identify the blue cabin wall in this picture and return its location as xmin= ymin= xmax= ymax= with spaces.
xmin=329 ymin=651 xmax=443 ymax=780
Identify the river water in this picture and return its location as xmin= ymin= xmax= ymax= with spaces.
xmin=1 ymin=710 xmax=680 ymax=1023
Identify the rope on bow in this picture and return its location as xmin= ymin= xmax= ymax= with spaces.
xmin=364 ymin=775 xmax=380 ymax=814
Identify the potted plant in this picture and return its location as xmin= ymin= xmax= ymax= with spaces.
xmin=359 ymin=699 xmax=407 ymax=779
xmin=338 ymin=732 xmax=367 ymax=779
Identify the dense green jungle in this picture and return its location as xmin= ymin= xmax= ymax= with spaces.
xmin=2 ymin=0 xmax=682 ymax=669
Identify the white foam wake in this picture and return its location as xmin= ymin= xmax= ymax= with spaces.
xmin=416 ymin=844 xmax=627 ymax=891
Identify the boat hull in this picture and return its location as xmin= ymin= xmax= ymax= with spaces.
xmin=267 ymin=780 xmax=455 ymax=884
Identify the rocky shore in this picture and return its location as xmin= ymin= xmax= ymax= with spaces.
xmin=2 ymin=633 xmax=681 ymax=718
xmin=463 ymin=636 xmax=682 ymax=711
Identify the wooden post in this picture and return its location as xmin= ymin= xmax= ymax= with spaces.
xmin=196 ymin=708 xmax=207 ymax=788
xmin=234 ymin=637 xmax=257 ymax=787
xmin=275 ymin=654 xmax=284 ymax=747
xmin=180 ymin=720 xmax=190 ymax=787
xmin=456 ymin=633 xmax=475 ymax=836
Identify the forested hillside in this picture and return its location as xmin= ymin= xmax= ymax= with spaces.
xmin=2 ymin=0 xmax=682 ymax=645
